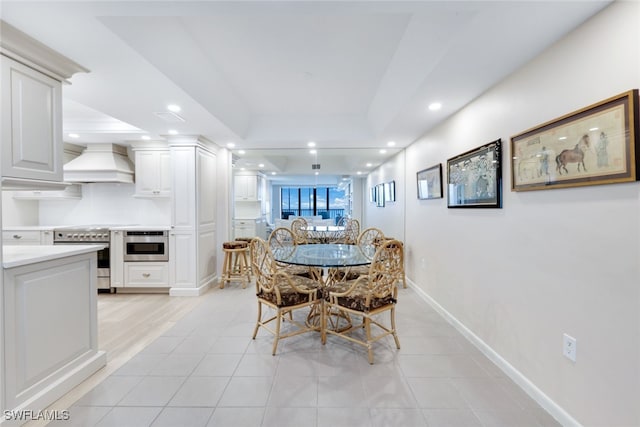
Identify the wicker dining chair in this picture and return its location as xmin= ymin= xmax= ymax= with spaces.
xmin=268 ymin=227 xmax=319 ymax=280
xmin=322 ymin=239 xmax=402 ymax=364
xmin=336 ymin=218 xmax=360 ymax=245
xmin=250 ymin=238 xmax=321 ymax=355
xmin=290 ymin=218 xmax=309 ymax=244
xmin=332 ymin=227 xmax=384 ymax=282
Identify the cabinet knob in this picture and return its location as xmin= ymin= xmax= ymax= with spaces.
xmin=142 ymin=273 xmax=151 ymax=278
xmin=13 ymin=235 xmax=22 ymax=239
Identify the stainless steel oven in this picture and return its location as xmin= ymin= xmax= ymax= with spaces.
xmin=54 ymin=226 xmax=111 ymax=292
xmin=124 ymin=231 xmax=169 ymax=262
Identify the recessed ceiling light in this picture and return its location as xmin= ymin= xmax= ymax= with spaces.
xmin=68 ymin=133 xmax=79 ymax=138
xmin=240 ymin=167 xmax=246 ymax=171
xmin=387 ymin=141 xmax=396 ymax=147
xmin=366 ymin=163 xmax=373 ymax=167
xmin=357 ymin=171 xmax=362 ymax=175
xmin=238 ymin=150 xmax=246 ymax=155
xmin=310 ymin=149 xmax=317 ymax=154
xmin=227 ymin=142 xmax=236 ymax=148
xmin=168 ymin=129 xmax=178 ymax=135
xmin=314 ymin=171 xmax=319 ymax=176
xmin=141 ymin=135 xmax=151 ymax=140
xmin=167 ymin=104 xmax=181 ymax=112
xmin=307 ymin=141 xmax=316 ymax=147
xmin=379 ymin=149 xmax=387 ymax=154
xmin=428 ymin=102 xmax=442 ymax=111
xmin=271 ymin=172 xmax=276 ymax=175
xmin=258 ymin=163 xmax=265 ymax=168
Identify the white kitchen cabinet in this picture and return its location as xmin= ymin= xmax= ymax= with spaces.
xmin=110 ymin=230 xmax=124 ymax=287
xmin=124 ymin=262 xmax=170 ymax=287
xmin=1 ymin=55 xmax=62 ymax=185
xmin=234 ymin=174 xmax=261 ymax=201
xmin=233 ymin=218 xmax=266 ymax=239
xmin=2 ymin=246 xmax=105 ymax=418
xmin=2 ymin=229 xmax=54 ymax=245
xmin=0 ymin=22 xmax=87 ymax=190
xmin=169 ymin=138 xmax=217 ymax=295
xmin=133 ymin=148 xmax=171 ymax=197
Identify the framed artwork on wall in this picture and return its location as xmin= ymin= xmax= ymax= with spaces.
xmin=369 ymin=187 xmax=376 ymax=203
xmin=417 ymin=164 xmax=443 ymax=200
xmin=376 ymin=184 xmax=385 ymax=207
xmin=511 ymin=89 xmax=639 ymax=191
xmin=383 ymin=181 xmax=396 ymax=202
xmin=447 ymin=139 xmax=502 ymax=208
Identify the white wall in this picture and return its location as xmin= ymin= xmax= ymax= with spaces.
xmin=367 ymin=2 xmax=640 ymax=426
xmin=364 ymin=150 xmax=405 ymax=241
xmin=38 ymin=183 xmax=171 ymax=226
xmin=1 ymin=193 xmax=39 ymax=226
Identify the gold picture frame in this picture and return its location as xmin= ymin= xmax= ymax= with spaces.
xmin=511 ymin=89 xmax=639 ymax=191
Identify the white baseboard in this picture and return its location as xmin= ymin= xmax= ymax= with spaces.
xmin=405 ymin=277 xmax=580 ymax=427
xmin=169 ymin=276 xmax=215 ymax=296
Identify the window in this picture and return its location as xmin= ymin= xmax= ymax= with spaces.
xmin=280 ymin=186 xmax=347 ymax=223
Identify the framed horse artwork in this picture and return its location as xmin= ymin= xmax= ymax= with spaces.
xmin=511 ymin=89 xmax=639 ymax=191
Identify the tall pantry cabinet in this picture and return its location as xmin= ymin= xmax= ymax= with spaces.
xmin=168 ymin=137 xmax=217 ymax=296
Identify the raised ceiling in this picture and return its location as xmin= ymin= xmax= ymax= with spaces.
xmin=1 ymin=1 xmax=610 ymax=180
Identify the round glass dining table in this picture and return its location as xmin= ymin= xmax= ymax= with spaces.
xmin=272 ymin=243 xmax=371 ymax=270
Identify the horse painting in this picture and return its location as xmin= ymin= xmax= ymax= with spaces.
xmin=556 ymin=134 xmax=590 ymax=175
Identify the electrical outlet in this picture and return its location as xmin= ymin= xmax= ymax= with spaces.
xmin=563 ymin=333 xmax=577 ymax=362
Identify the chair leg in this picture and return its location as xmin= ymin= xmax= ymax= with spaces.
xmin=220 ymin=251 xmax=229 ymax=289
xmin=241 ymin=251 xmax=251 ymax=283
xmin=252 ymin=301 xmax=262 ymax=339
xmin=321 ymin=303 xmax=327 ymax=345
xmin=237 ymin=252 xmax=247 ymax=289
xmin=391 ymin=305 xmax=401 ymax=349
xmin=365 ymin=316 xmax=374 ymax=364
xmin=272 ymin=309 xmax=282 ymax=356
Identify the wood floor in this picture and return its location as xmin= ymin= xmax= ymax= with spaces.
xmin=26 ymin=290 xmax=209 ymax=427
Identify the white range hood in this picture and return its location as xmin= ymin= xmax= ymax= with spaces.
xmin=64 ymin=143 xmax=134 ymax=183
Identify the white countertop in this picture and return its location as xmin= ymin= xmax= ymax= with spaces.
xmin=3 ymin=226 xmax=56 ymax=231
xmin=109 ymin=225 xmax=171 ymax=231
xmin=3 ymin=244 xmax=105 ymax=269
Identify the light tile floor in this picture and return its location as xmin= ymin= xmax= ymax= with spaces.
xmin=50 ymin=285 xmax=561 ymax=427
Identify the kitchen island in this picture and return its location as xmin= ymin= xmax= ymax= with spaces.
xmin=1 ymin=245 xmax=107 ymax=425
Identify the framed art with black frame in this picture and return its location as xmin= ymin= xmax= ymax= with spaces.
xmin=447 ymin=139 xmax=502 ymax=208
xmin=417 ymin=164 xmax=442 ymax=200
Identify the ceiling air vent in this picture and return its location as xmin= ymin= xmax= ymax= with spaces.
xmin=153 ymin=111 xmax=185 ymax=123
xmin=311 ymin=164 xmax=321 ymax=170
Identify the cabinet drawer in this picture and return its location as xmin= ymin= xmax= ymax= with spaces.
xmin=124 ymin=262 xmax=169 ymax=287
xmin=3 ymin=231 xmax=42 ymax=245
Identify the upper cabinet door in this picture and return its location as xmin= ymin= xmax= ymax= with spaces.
xmin=234 ymin=175 xmax=259 ymax=201
xmin=134 ymin=149 xmax=171 ymax=197
xmin=1 ymin=55 xmax=63 ymax=183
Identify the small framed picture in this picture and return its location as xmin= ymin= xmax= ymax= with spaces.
xmin=417 ymin=164 xmax=442 ymax=200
